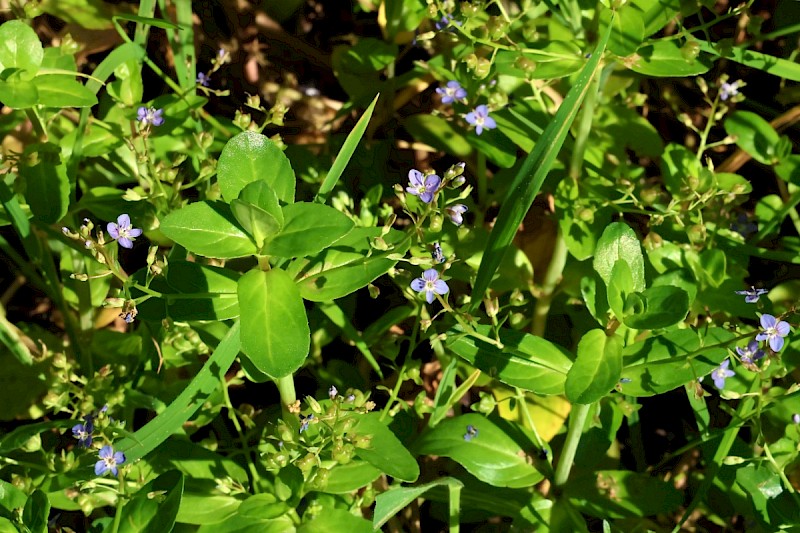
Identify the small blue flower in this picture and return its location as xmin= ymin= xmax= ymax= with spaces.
xmin=735 ymin=286 xmax=768 ymax=304
xmin=328 ymin=385 xmax=338 ymax=400
xmin=406 ymin=169 xmax=441 ymax=204
xmin=299 ymin=414 xmax=314 ymax=434
xmin=71 ymin=419 xmax=94 ymax=448
xmin=465 ymin=105 xmax=497 ymax=135
xmin=137 ymin=106 xmax=165 ymax=127
xmin=619 ymin=378 xmax=632 ymax=384
xmin=107 ymin=214 xmax=143 ymax=249
xmin=95 ymin=445 xmax=126 ymax=476
xmin=411 ymin=269 xmax=449 ymax=304
xmin=720 ymin=80 xmax=740 ymax=101
xmin=196 ymin=72 xmax=210 ymax=87
xmin=756 ymin=314 xmax=791 ymax=352
xmin=463 ymin=424 xmax=479 ymax=441
xmin=446 ymin=204 xmax=468 ymax=226
xmin=435 ymin=14 xmax=462 ymax=31
xmin=436 ymin=81 xmax=467 ymax=104
xmin=731 ymin=213 xmax=757 ymax=238
xmin=794 ymin=414 xmax=800 ymax=425
xmin=431 ymin=242 xmax=445 ymax=264
xmin=711 ymin=359 xmax=735 ymax=389
xmin=736 ymin=340 xmax=765 ymax=364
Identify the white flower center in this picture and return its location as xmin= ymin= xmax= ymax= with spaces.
xmin=425 ymin=280 xmax=436 ymax=291
xmin=104 ymin=456 xmax=117 ymax=469
xmin=474 ymin=116 xmax=485 ymax=126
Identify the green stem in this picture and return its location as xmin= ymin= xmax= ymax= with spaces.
xmin=672 ymin=377 xmax=759 ymax=532
xmin=380 ymin=311 xmax=420 ymax=421
xmin=110 ymin=471 xmax=127 ymax=533
xmin=221 ymin=375 xmax=262 ymax=491
xmin=531 ymin=231 xmax=567 ymax=337
xmin=448 ymin=483 xmax=462 ymax=533
xmin=476 ymin=151 xmax=487 ymax=225
xmin=275 ymin=375 xmax=297 ymax=421
xmin=553 ymin=403 xmax=591 ymax=488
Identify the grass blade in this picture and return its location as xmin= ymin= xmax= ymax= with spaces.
xmin=315 ymin=93 xmax=379 ymax=203
xmin=116 ymin=322 xmax=241 ymax=463
xmin=468 ymin=22 xmax=613 ymax=310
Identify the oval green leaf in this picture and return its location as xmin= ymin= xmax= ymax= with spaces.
xmin=352 ymin=413 xmax=419 ymax=483
xmin=290 ymin=227 xmax=410 ymax=301
xmin=565 ymin=330 xmax=622 ymax=404
xmin=446 ymin=324 xmax=573 ymax=395
xmin=238 ymin=269 xmax=310 ymax=378
xmin=628 ymin=40 xmax=714 ymax=77
xmin=0 ymin=21 xmax=43 ymax=79
xmin=160 ymin=201 xmax=258 ymax=259
xmin=265 ymin=203 xmax=354 ymax=258
xmin=32 ymin=76 xmax=97 ymax=108
xmin=619 ymin=327 xmax=735 ymax=397
xmin=413 ymin=414 xmax=545 ymax=488
xmin=217 ymin=131 xmax=296 ymax=204
xmin=623 ymin=286 xmax=689 ymax=330
xmin=724 ymin=110 xmax=781 ymax=165
xmin=117 ymin=470 xmax=184 ymax=533
xmin=593 ymin=222 xmax=645 ymax=293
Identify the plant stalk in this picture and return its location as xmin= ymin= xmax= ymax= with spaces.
xmin=553 ymin=402 xmax=591 ymax=488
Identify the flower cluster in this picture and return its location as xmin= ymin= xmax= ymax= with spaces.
xmin=710 ymin=288 xmax=793 ymax=390
xmin=137 ymin=106 xmax=165 ymax=127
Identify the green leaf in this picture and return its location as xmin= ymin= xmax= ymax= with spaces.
xmin=176 ymin=482 xmax=244 ymax=525
xmin=0 ymin=479 xmax=26 ymax=513
xmin=217 ymin=131 xmax=296 ymax=204
xmin=413 ymin=414 xmax=544 ymax=488
xmin=607 ymin=259 xmax=635 ymax=319
xmin=629 ymin=0 xmax=681 ymax=36
xmin=238 ymin=494 xmax=289 ymax=520
xmin=619 ymin=327 xmax=735 ymax=397
xmin=230 ymin=200 xmax=282 ymax=250
xmin=21 ymin=490 xmax=48 ymax=533
xmin=725 ymin=111 xmax=782 ymax=165
xmin=564 ymin=470 xmax=681 ymax=518
xmin=31 ymin=75 xmax=97 ymax=107
xmin=299 ymin=508 xmax=373 ymax=533
xmin=599 ymin=5 xmax=645 ymax=57
xmin=0 ymin=79 xmax=38 ymax=108
xmin=238 ymin=269 xmax=309 ymax=378
xmin=265 ymin=203 xmax=354 ymax=258
xmin=593 ymin=222 xmax=646 ymax=293
xmin=237 ymin=178 xmax=284 ymax=225
xmin=113 ymin=13 xmax=182 ymax=30
xmin=133 ymin=261 xmax=240 ymax=322
xmin=697 ymin=38 xmax=800 ymax=82
xmin=623 ymin=286 xmax=689 ymax=329
xmin=495 ymin=41 xmax=585 ymax=80
xmin=322 ymin=461 xmax=382 ymax=494
xmin=115 ymin=323 xmax=241 ymax=462
xmin=469 ymin=23 xmax=612 ymax=309
xmin=21 ymin=158 xmax=69 ymax=224
xmin=402 ymin=114 xmax=472 ymax=158
xmin=372 ymin=478 xmax=463 ymax=531
xmin=628 ymin=40 xmax=714 ymax=77
xmin=0 ymin=21 xmax=43 ymax=80
xmin=466 ymin=127 xmax=517 ymax=168
xmin=85 ymin=42 xmax=146 ymax=95
xmin=288 ymin=227 xmax=409 ymax=301
xmin=316 ymin=93 xmax=379 ymax=202
xmin=196 ymin=515 xmax=294 ymax=533
xmin=352 ymin=413 xmax=419 ymax=483
xmin=160 ymin=201 xmax=258 ymax=259
xmin=565 ymin=330 xmax=622 ymax=404
xmin=446 ymin=324 xmax=572 ymax=395
xmin=0 ymin=420 xmax=75 ymax=455
xmin=117 ymin=470 xmax=184 ymax=533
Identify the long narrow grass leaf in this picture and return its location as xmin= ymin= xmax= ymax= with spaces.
xmin=116 ymin=322 xmax=241 ymax=462
xmin=468 ymin=22 xmax=613 ymax=310
xmin=315 ymin=93 xmax=379 ymax=202
xmin=696 ymin=39 xmax=800 ymax=82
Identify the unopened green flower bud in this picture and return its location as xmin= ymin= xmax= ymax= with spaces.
xmin=474 ymin=57 xmax=492 ymax=79
xmin=233 ymin=110 xmax=252 ymax=130
xmin=246 ymin=94 xmax=261 ymax=109
xmin=476 ymin=392 xmax=496 ymax=414
xmin=681 ymin=40 xmax=701 ymax=62
xmin=640 ymin=187 xmax=660 ymax=205
xmin=465 ymin=54 xmax=478 ymax=70
xmin=460 ymin=2 xmax=479 ymax=16
xmin=295 ymin=453 xmax=316 ymax=475
xmin=429 ymin=213 xmax=443 ymax=233
xmin=576 ymin=207 xmax=594 ymax=223
xmin=687 ymin=224 xmax=706 ymax=244
xmin=332 ymin=442 xmax=355 ymax=464
xmin=307 ymin=396 xmax=322 ymax=415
